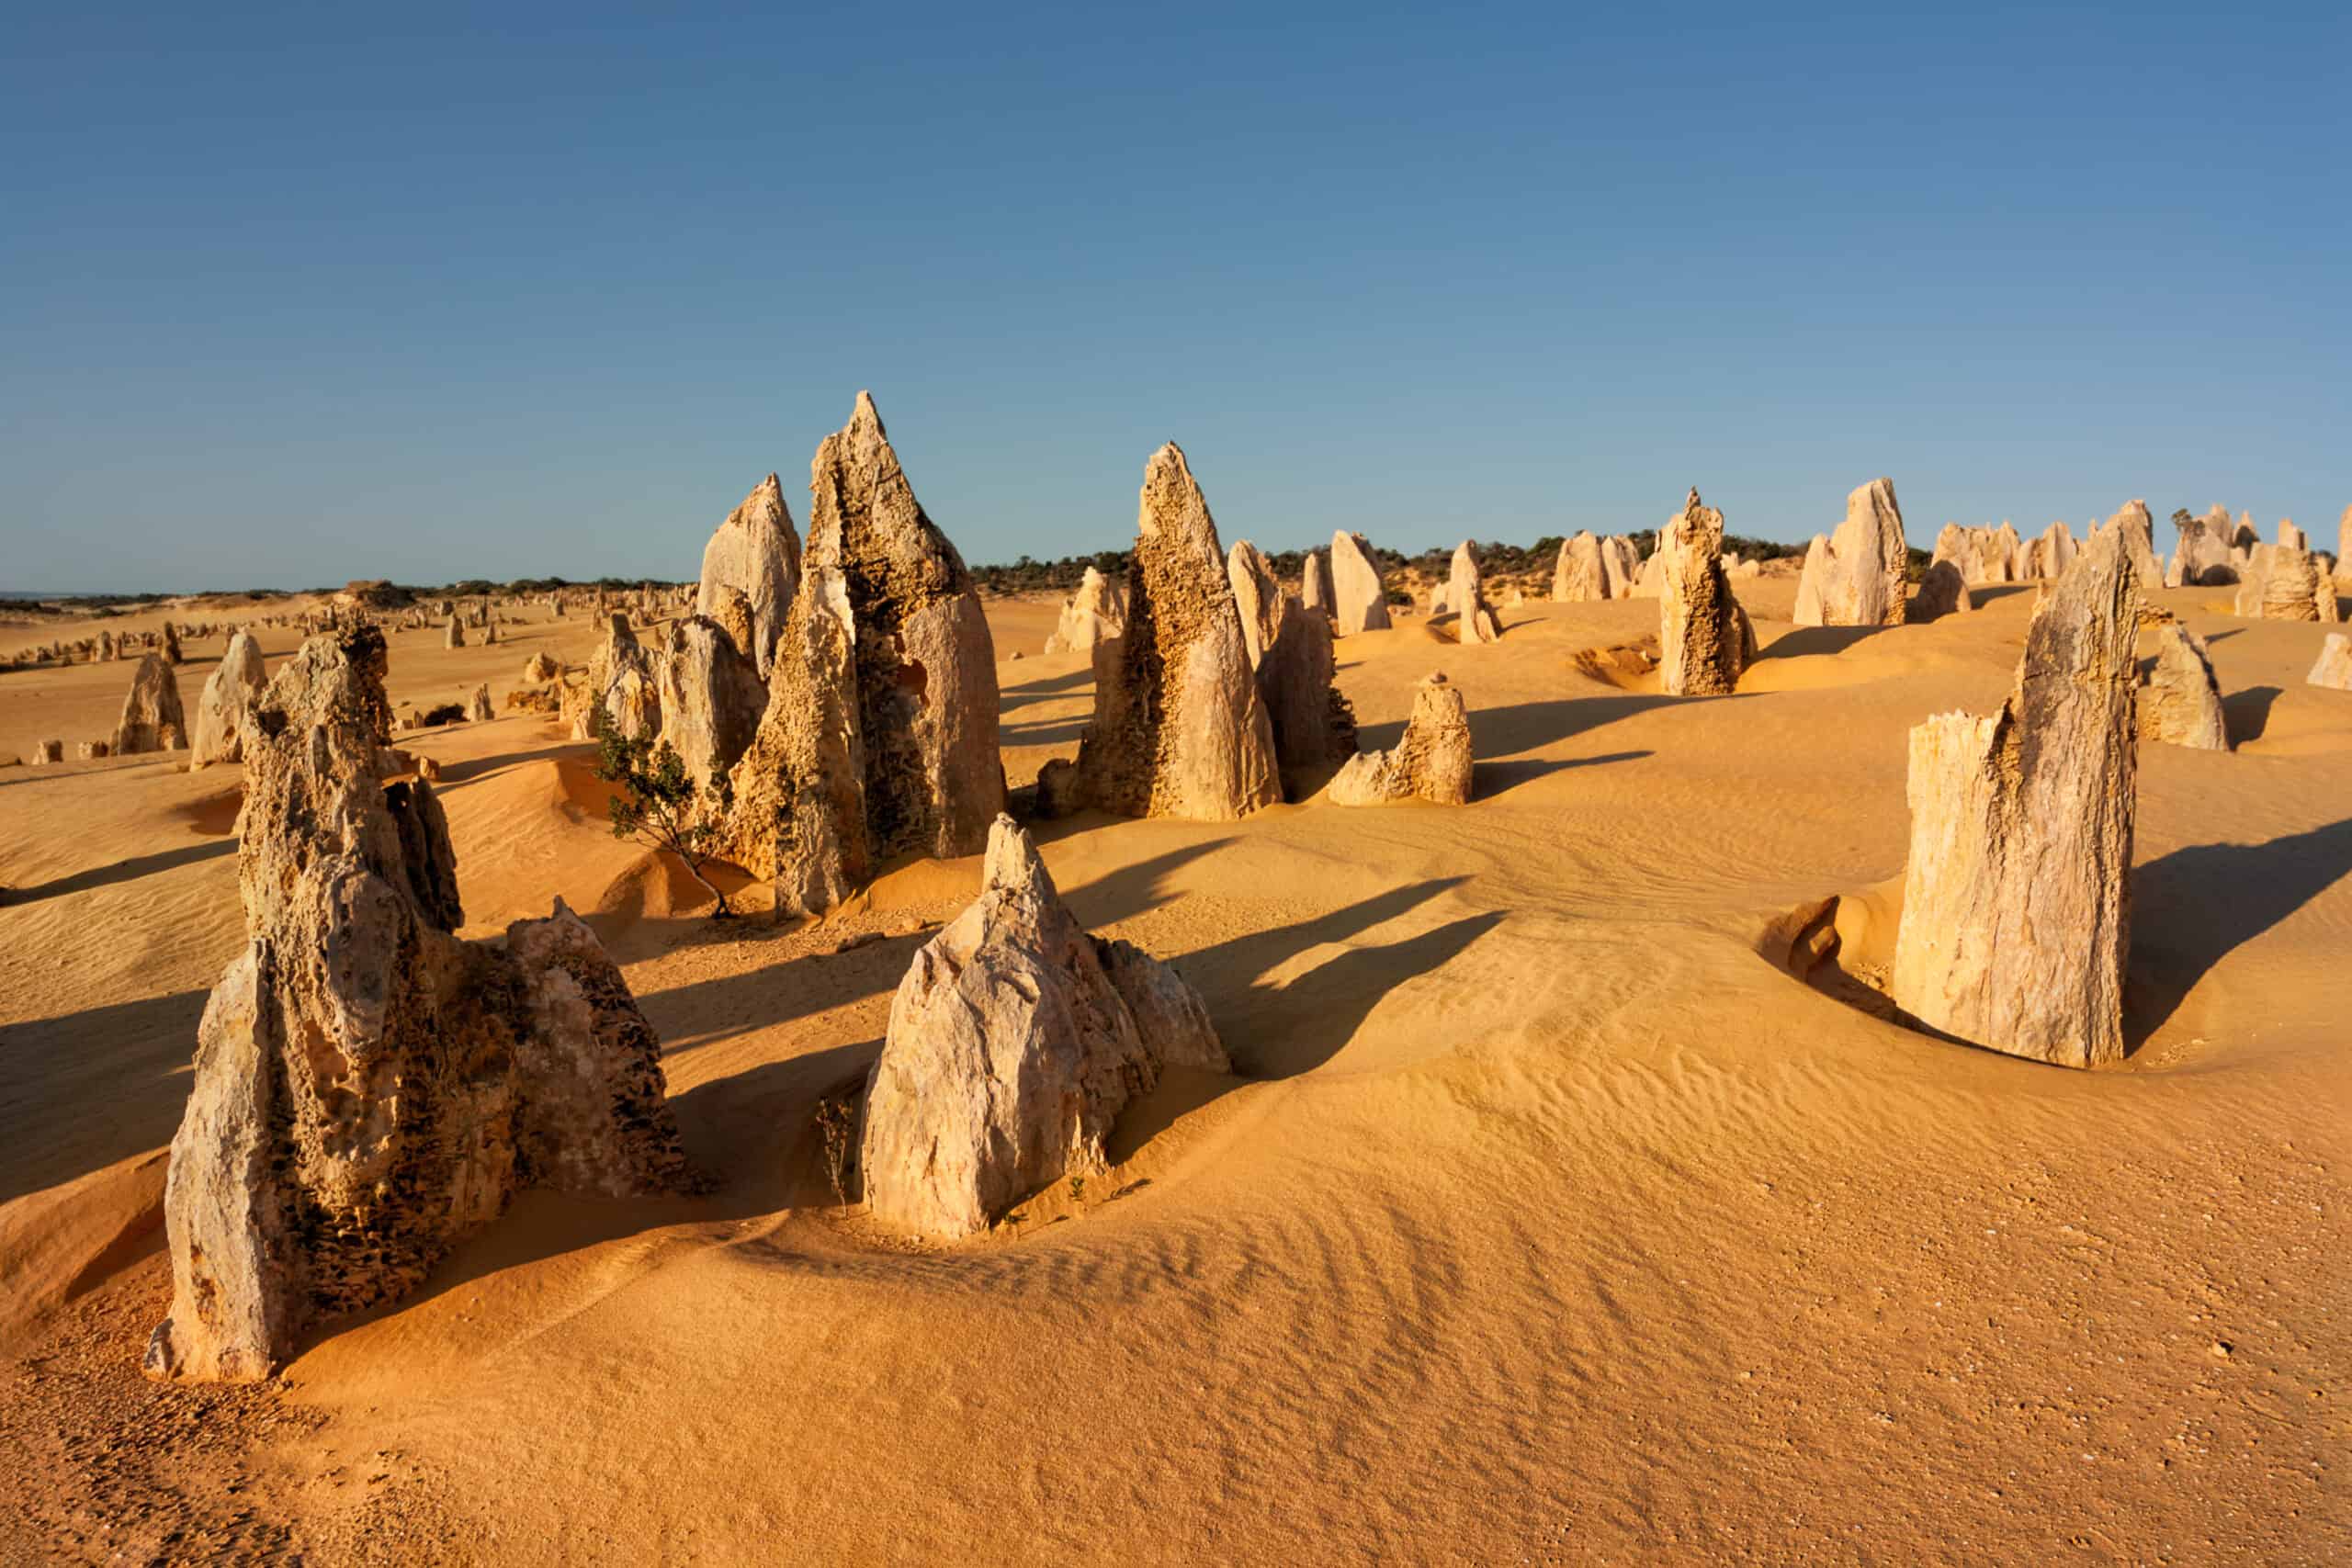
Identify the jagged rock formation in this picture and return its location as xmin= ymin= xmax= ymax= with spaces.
xmin=2102 ymin=501 xmax=2165 ymax=592
xmin=524 ymin=651 xmax=560 ymax=683
xmin=190 ymin=630 xmax=268 ymax=768
xmin=1890 ymin=529 xmax=2140 ymax=1067
xmin=1553 ymin=532 xmax=1607 ymax=603
xmin=1446 ymin=541 xmax=1501 ymax=643
xmin=1601 ymin=536 xmax=1642 ymax=599
xmin=657 ymin=615 xmax=767 ymax=789
xmin=1657 ymin=490 xmax=1756 ymax=697
xmin=1908 ymin=560 xmax=1973 ymax=622
xmin=1043 ymin=566 xmax=1126 ymax=656
xmin=2311 ymin=634 xmax=2352 ymax=691
xmin=2233 ymin=544 xmax=2331 ymax=622
xmin=860 ymin=816 xmax=1227 ymax=1238
xmin=111 ymin=653 xmax=187 ymax=755
xmin=162 ymin=623 xmax=184 ymax=666
xmin=570 ymin=615 xmax=663 ymax=739
xmin=1255 ymin=593 xmax=1358 ymax=776
xmin=696 ymin=473 xmax=801 ymax=678
xmin=723 ymin=392 xmax=1004 ymax=911
xmin=1227 ymin=541 xmax=1286 ymax=668
xmin=1795 ymin=479 xmax=1908 ymax=626
xmin=1300 ymin=548 xmax=1335 ymax=617
xmin=445 ymin=616 xmax=466 ymax=649
xmin=1329 ymin=530 xmax=1393 ymax=634
xmin=144 ymin=627 xmax=691 ymax=1382
xmin=1327 ymin=672 xmax=1472 ymax=807
xmin=33 ymin=739 xmax=62 ymax=763
xmin=2167 ymin=505 xmax=2238 ymax=587
xmin=1072 ymin=445 xmax=1280 ymax=821
xmin=2030 ymin=521 xmax=2078 ymax=581
xmin=2138 ymin=620 xmax=2229 ymax=750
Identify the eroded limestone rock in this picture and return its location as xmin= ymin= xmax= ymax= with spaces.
xmin=1890 ymin=529 xmax=2140 ymax=1067
xmin=1795 ymin=479 xmax=1908 ymax=627
xmin=1447 ymin=541 xmax=1500 ymax=644
xmin=1300 ymin=548 xmax=1336 ymax=617
xmin=656 ymin=615 xmax=767 ymax=789
xmin=1227 ymin=540 xmax=1285 ymax=668
xmin=1043 ymin=566 xmax=1125 ymax=656
xmin=1329 ymin=530 xmax=1393 ymax=635
xmin=859 ymin=816 xmax=1227 ymax=1238
xmin=1327 ymin=672 xmax=1472 ymax=807
xmin=190 ymin=630 xmax=267 ymax=768
xmin=1907 ymin=560 xmax=1973 ymax=622
xmin=145 ymin=626 xmax=690 ymax=1382
xmin=2309 ymin=633 xmax=2352 ymax=691
xmin=1072 ymin=445 xmax=1279 ymax=821
xmin=1255 ymin=592 xmax=1358 ymax=776
xmin=111 ymin=653 xmax=187 ymax=756
xmin=2137 ymin=619 xmax=2229 ymax=750
xmin=1657 ymin=490 xmax=1756 ymax=697
xmin=723 ymin=393 xmax=1003 ymax=911
xmin=697 ymin=473 xmax=801 ymax=678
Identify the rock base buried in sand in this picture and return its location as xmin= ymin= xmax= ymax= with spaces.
xmin=859 ymin=816 xmax=1227 ymax=1238
xmin=1890 ymin=527 xmax=2140 ymax=1067
xmin=1327 ymin=672 xmax=1472 ymax=807
xmin=2138 ymin=620 xmax=2229 ymax=750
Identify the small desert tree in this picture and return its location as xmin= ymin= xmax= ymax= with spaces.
xmin=591 ymin=705 xmax=735 ymax=919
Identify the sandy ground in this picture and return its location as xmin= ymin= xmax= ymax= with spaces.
xmin=1 ymin=580 xmax=2346 ymax=1563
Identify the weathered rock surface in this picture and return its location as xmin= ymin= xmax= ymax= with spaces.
xmin=145 ymin=626 xmax=691 ymax=1382
xmin=1792 ymin=536 xmax=1831 ymax=623
xmin=572 ymin=615 xmax=662 ymax=739
xmin=1043 ymin=566 xmax=1126 ymax=656
xmin=524 ymin=650 xmax=560 ymax=683
xmin=1890 ymin=528 xmax=2140 ymax=1068
xmin=1657 ymin=490 xmax=1756 ymax=697
xmin=2167 ymin=505 xmax=2238 ymax=587
xmin=859 ymin=816 xmax=1227 ymax=1238
xmin=1255 ymin=592 xmax=1358 ymax=776
xmin=33 ymin=739 xmax=62 ymax=763
xmin=162 ymin=623 xmax=184 ymax=666
xmin=2031 ymin=521 xmax=2078 ymax=581
xmin=445 ymin=616 xmax=466 ymax=649
xmin=1327 ymin=672 xmax=1472 ymax=807
xmin=1602 ymin=536 xmax=1642 ymax=599
xmin=657 ymin=615 xmax=768 ymax=789
xmin=1227 ymin=540 xmax=1286 ymax=668
xmin=1907 ymin=559 xmax=1973 ymax=622
xmin=1553 ymin=532 xmax=1607 ymax=603
xmin=111 ymin=653 xmax=187 ymax=755
xmin=1073 ymin=445 xmax=1280 ymax=821
xmin=1446 ymin=541 xmax=1501 ymax=643
xmin=2310 ymin=633 xmax=2352 ymax=691
xmin=1795 ymin=479 xmax=1908 ymax=626
xmin=467 ymin=682 xmax=494 ymax=723
xmin=190 ymin=630 xmax=267 ymax=768
xmin=724 ymin=392 xmax=1004 ymax=911
xmin=1300 ymin=548 xmax=1336 ymax=617
xmin=696 ymin=473 xmax=801 ymax=678
xmin=1329 ymin=530 xmax=1393 ymax=634
xmin=2138 ymin=620 xmax=2229 ymax=750
xmin=2233 ymin=545 xmax=2326 ymax=622
xmin=2102 ymin=501 xmax=2165 ymax=592
xmin=2338 ymin=505 xmax=2352 ymax=586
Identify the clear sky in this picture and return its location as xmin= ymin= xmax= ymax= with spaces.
xmin=4 ymin=2 xmax=2346 ymax=592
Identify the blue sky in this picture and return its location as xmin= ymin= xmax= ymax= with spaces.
xmin=4 ymin=2 xmax=2346 ymax=591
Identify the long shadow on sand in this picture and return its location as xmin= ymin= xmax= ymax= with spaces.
xmin=2126 ymin=817 xmax=2352 ymax=1043
xmin=1357 ymin=693 xmax=1689 ymax=759
xmin=429 ymin=740 xmax=598 ymax=791
xmin=999 ymin=666 xmax=1095 ymax=714
xmin=1476 ymin=750 xmax=1650 ymax=797
xmin=8 ymin=838 xmax=233 ymax=904
xmin=0 ymin=987 xmax=207 ymax=1205
xmin=1752 ymin=626 xmax=1884 ymax=662
xmin=2221 ymin=686 xmax=2282 ymax=744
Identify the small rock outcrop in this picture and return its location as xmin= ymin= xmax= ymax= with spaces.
xmin=1890 ymin=528 xmax=2140 ymax=1068
xmin=1227 ymin=540 xmax=1286 ymax=668
xmin=860 ymin=816 xmax=1227 ymax=1239
xmin=1327 ymin=672 xmax=1472 ymax=807
xmin=1072 ymin=445 xmax=1280 ymax=821
xmin=445 ymin=616 xmax=466 ymax=649
xmin=723 ymin=392 xmax=1004 ymax=912
xmin=1446 ymin=541 xmax=1501 ymax=644
xmin=696 ymin=473 xmax=801 ymax=679
xmin=1329 ymin=530 xmax=1393 ymax=635
xmin=2166 ymin=506 xmax=2238 ymax=587
xmin=33 ymin=739 xmax=62 ymax=763
xmin=1794 ymin=479 xmax=1908 ymax=627
xmin=1657 ymin=490 xmax=1756 ymax=697
xmin=190 ymin=630 xmax=268 ymax=768
xmin=162 ymin=623 xmax=184 ymax=666
xmin=2310 ymin=634 xmax=2352 ymax=691
xmin=2137 ymin=620 xmax=2229 ymax=750
xmin=523 ymin=651 xmax=560 ymax=683
xmin=656 ymin=615 xmax=768 ymax=789
xmin=145 ymin=627 xmax=691 ymax=1382
xmin=1043 ymin=566 xmax=1126 ymax=656
xmin=111 ymin=653 xmax=187 ymax=755
xmin=571 ymin=615 xmax=662 ymax=739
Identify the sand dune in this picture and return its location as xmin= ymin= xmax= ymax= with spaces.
xmin=1 ymin=585 xmax=2346 ymax=1562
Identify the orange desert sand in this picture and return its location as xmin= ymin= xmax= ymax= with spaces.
xmin=1 ymin=580 xmax=2346 ymax=1563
